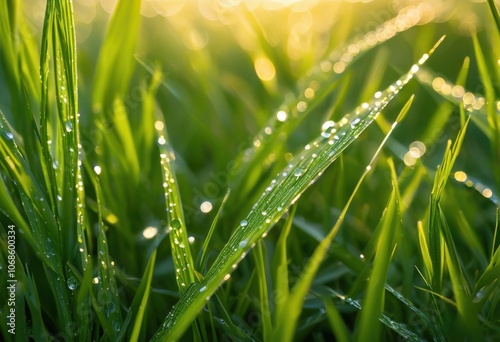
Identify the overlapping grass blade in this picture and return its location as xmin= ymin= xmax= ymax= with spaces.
xmin=151 ymin=40 xmax=441 ymax=341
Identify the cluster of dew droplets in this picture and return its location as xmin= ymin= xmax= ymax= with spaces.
xmin=238 ymin=4 xmax=435 ymax=170
xmin=416 ymin=67 xmax=500 ymax=115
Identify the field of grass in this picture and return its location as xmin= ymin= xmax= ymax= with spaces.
xmin=1 ymin=0 xmax=500 ymax=341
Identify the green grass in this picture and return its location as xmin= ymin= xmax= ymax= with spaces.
xmin=1 ymin=0 xmax=499 ymax=341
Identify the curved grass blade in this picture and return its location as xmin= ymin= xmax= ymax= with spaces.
xmin=151 ymin=40 xmax=442 ymax=341
xmin=155 ymin=115 xmax=196 ymax=292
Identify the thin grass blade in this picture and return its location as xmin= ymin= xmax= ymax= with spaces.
xmin=155 ymin=114 xmax=196 ymax=291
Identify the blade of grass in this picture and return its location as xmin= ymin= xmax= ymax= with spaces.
xmin=155 ymin=114 xmax=196 ymax=292
xmin=271 ymin=204 xmax=297 ymax=321
xmin=198 ymin=189 xmax=231 ymax=272
xmin=487 ymin=0 xmax=500 ymax=34
xmin=323 ymin=297 xmax=350 ymax=342
xmin=229 ymin=5 xmax=433 ymax=205
xmin=472 ymin=34 xmax=500 ymax=191
xmin=253 ymin=241 xmax=272 ymax=340
xmin=151 ymin=42 xmax=441 ymax=341
xmin=331 ymin=290 xmax=425 ymax=342
xmin=94 ymin=176 xmax=123 ymax=340
xmin=128 ymin=250 xmax=157 ymax=342
xmin=428 ymin=117 xmax=470 ymax=292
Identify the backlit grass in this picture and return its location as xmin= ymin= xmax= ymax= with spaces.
xmin=0 ymin=0 xmax=499 ymax=341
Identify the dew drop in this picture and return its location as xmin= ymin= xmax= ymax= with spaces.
xmin=294 ymin=168 xmax=303 ymax=177
xmin=171 ymin=218 xmax=182 ymax=229
xmin=239 ymin=239 xmax=248 ymax=248
xmin=67 ymin=277 xmax=79 ymax=291
xmin=200 ymin=285 xmax=207 ymax=292
xmin=261 ymin=211 xmax=267 ymax=216
xmin=65 ymin=121 xmax=73 ymax=132
xmin=240 ymin=220 xmax=248 ymax=227
xmin=5 ymin=132 xmax=13 ymax=140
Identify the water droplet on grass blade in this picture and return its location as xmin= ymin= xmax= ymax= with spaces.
xmin=5 ymin=132 xmax=13 ymax=139
xmin=240 ymin=220 xmax=248 ymax=227
xmin=171 ymin=218 xmax=182 ymax=229
xmin=67 ymin=277 xmax=79 ymax=290
xmin=113 ymin=321 xmax=121 ymax=332
xmin=239 ymin=239 xmax=248 ymax=248
xmin=65 ymin=121 xmax=73 ymax=132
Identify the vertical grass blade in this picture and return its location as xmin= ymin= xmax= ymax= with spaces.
xmin=155 ymin=115 xmax=196 ymax=291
